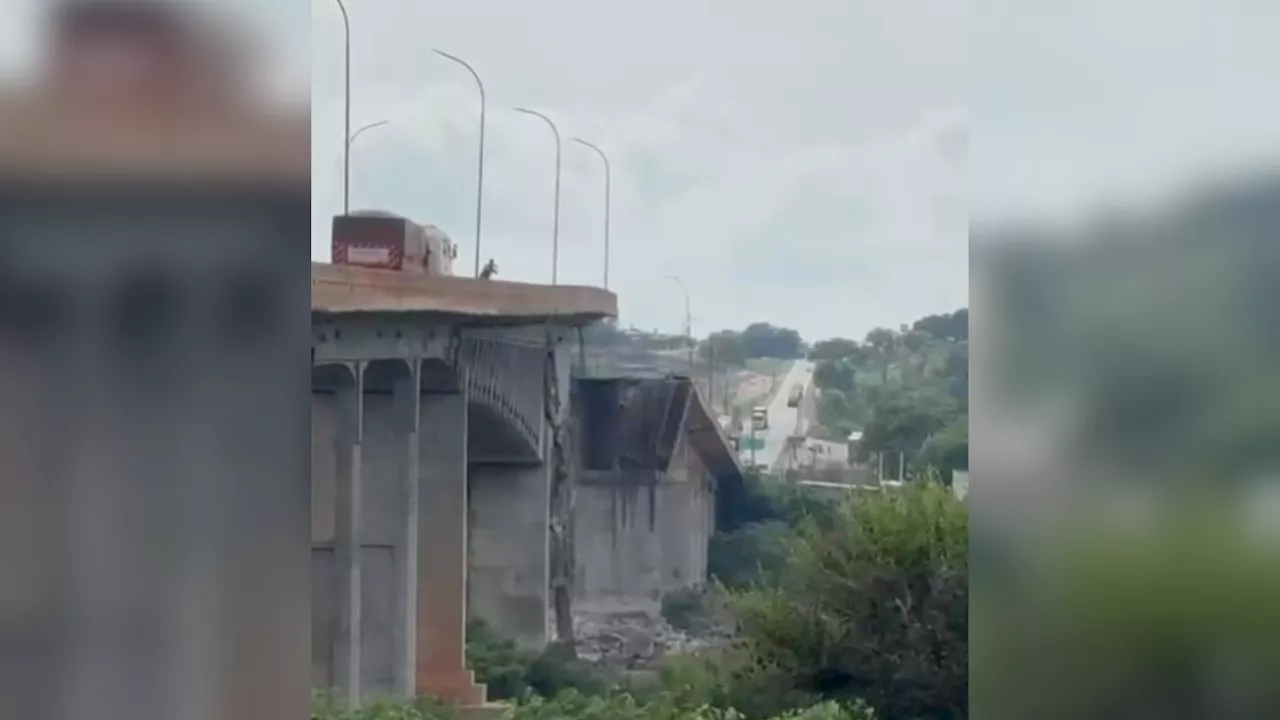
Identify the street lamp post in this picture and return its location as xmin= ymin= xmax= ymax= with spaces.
xmin=347 ymin=119 xmax=388 ymax=149
xmin=514 ymin=108 xmax=562 ymax=285
xmin=433 ymin=50 xmax=486 ymax=278
xmin=344 ymin=120 xmax=389 ymax=209
xmin=330 ymin=0 xmax=351 ymax=215
xmin=571 ymin=138 xmax=611 ymax=289
xmin=666 ymin=275 xmax=693 ymax=372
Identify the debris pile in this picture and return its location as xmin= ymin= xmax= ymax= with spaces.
xmin=572 ymin=604 xmax=731 ymax=670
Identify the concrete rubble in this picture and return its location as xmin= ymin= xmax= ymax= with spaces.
xmin=571 ymin=602 xmax=732 ymax=670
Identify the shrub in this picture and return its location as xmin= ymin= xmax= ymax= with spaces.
xmin=311 ymin=690 xmax=455 ymax=719
xmin=465 ymin=620 xmax=610 ymax=700
xmin=523 ymin=640 xmax=611 ymax=698
xmin=661 ymin=587 xmax=714 ymax=634
xmin=465 ymin=618 xmax=538 ymax=700
xmin=654 ymin=645 xmax=820 ymax=719
xmin=312 ymin=687 xmax=875 ymax=720
xmin=709 ymin=520 xmax=794 ymax=589
xmin=730 ymin=481 xmax=968 ymax=720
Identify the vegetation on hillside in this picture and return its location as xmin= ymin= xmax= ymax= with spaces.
xmin=808 ymin=309 xmax=969 ymax=479
xmin=699 ymin=323 xmax=806 ymax=364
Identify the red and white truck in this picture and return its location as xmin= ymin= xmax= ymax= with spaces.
xmin=331 ymin=210 xmax=458 ymax=276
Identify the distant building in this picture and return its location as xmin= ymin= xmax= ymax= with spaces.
xmin=846 ymin=431 xmax=865 ymax=467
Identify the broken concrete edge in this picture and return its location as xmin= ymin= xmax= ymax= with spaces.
xmin=312 ymin=262 xmax=618 ymax=324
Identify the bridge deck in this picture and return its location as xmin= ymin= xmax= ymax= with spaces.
xmin=312 ymin=262 xmax=617 ymax=325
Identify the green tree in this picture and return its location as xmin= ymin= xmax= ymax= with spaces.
xmin=701 ymin=330 xmax=748 ymax=365
xmin=858 ymin=389 xmax=954 ymax=462
xmin=912 ymin=309 xmax=968 ymax=341
xmin=863 ymin=328 xmax=899 ymax=384
xmin=809 ymin=338 xmax=863 ymax=362
xmin=813 ymin=359 xmax=857 ymax=395
xmin=741 ymin=322 xmax=805 ymax=359
xmin=731 ymin=482 xmax=968 ymax=720
xmin=920 ymin=418 xmax=969 ymax=479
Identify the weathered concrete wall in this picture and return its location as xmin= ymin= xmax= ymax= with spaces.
xmin=661 ymin=432 xmax=715 ymax=593
xmin=468 ymin=462 xmax=550 ymax=648
xmin=572 ymin=471 xmax=715 ymax=610
xmin=569 ymin=376 xmax=721 ymax=613
xmin=574 ymin=479 xmax=663 ymax=605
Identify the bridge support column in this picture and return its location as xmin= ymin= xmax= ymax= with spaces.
xmin=468 ymin=462 xmax=551 ymax=648
xmin=334 ymin=362 xmax=364 ymax=706
xmin=391 ymin=361 xmax=421 ymax=696
xmin=416 ymin=382 xmax=485 ymax=704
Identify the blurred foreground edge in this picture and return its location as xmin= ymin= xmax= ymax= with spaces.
xmin=0 ymin=0 xmax=309 ymax=187
xmin=0 ymin=3 xmax=309 ymax=720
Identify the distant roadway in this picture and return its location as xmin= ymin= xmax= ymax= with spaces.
xmin=744 ymin=359 xmax=814 ymax=472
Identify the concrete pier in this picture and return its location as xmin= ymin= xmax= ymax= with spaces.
xmin=311 ymin=263 xmax=614 ymax=708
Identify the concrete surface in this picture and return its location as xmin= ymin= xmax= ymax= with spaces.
xmin=468 ymin=462 xmax=553 ymax=649
xmin=313 ymin=262 xmax=617 ymax=321
xmin=571 ymin=378 xmax=731 ymax=614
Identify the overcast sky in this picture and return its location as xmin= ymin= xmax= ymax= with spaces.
xmin=306 ymin=0 xmax=967 ymax=341
xmin=7 ymin=2 xmax=1279 ymax=342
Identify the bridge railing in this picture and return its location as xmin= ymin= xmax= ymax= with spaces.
xmin=459 ymin=336 xmax=545 ymax=458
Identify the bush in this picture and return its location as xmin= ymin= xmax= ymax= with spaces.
xmin=730 ymin=482 xmax=968 ymax=720
xmin=708 ymin=521 xmax=794 ymax=589
xmin=465 ymin=618 xmax=538 ymax=700
xmin=523 ymin=641 xmax=611 ymax=698
xmin=311 ymin=690 xmax=454 ymax=719
xmin=653 ymin=645 xmax=823 ymax=720
xmin=661 ymin=587 xmax=714 ymax=634
xmin=312 ymin=688 xmax=875 ymax=720
xmin=465 ymin=620 xmax=610 ymax=700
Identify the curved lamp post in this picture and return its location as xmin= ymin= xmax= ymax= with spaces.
xmin=432 ymin=50 xmax=487 ymax=278
xmin=514 ymin=107 xmax=562 ymax=285
xmin=571 ymin=138 xmax=611 ymax=290
xmin=347 ymin=119 xmax=388 ymax=149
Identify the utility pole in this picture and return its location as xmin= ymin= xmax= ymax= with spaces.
xmin=707 ymin=341 xmax=715 ymax=410
xmin=666 ymin=275 xmax=692 ymax=376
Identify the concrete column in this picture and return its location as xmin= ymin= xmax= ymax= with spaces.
xmin=334 ymin=362 xmax=365 ymax=705
xmin=392 ymin=360 xmax=421 ymax=696
xmin=416 ymin=381 xmax=485 ymax=704
xmin=468 ymin=463 xmax=551 ymax=649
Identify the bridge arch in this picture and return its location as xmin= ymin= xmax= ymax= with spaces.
xmin=457 ymin=335 xmax=546 ymax=463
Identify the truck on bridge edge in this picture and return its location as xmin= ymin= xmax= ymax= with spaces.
xmin=331 ymin=210 xmax=459 ymax=276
